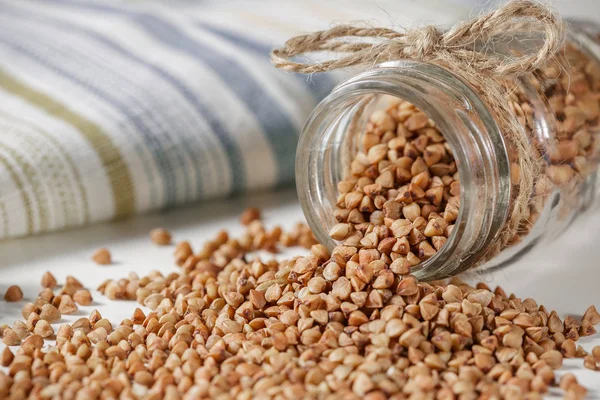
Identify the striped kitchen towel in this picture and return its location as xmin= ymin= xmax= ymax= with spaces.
xmin=0 ymin=0 xmax=474 ymax=240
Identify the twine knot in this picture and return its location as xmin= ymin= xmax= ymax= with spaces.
xmin=403 ymin=26 xmax=442 ymax=59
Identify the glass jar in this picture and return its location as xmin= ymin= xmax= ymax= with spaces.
xmin=296 ymin=20 xmax=600 ymax=281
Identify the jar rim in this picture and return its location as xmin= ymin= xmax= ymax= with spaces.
xmin=297 ymin=60 xmax=511 ymax=280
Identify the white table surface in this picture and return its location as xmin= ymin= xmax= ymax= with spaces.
xmin=1 ymin=187 xmax=600 ymax=397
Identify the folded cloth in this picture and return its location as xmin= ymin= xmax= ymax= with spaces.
xmin=0 ymin=0 xmax=473 ymax=239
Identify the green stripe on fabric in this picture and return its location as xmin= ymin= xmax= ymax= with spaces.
xmin=0 ymin=150 xmax=34 ymax=234
xmin=0 ymin=110 xmax=91 ymax=226
xmin=0 ymin=142 xmax=49 ymax=232
xmin=0 ymin=113 xmax=74 ymax=229
xmin=0 ymin=68 xmax=135 ymax=218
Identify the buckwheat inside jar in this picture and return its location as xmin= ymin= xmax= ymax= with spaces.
xmin=330 ymin=98 xmax=460 ymax=273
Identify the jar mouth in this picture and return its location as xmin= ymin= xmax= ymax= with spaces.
xmin=297 ymin=61 xmax=511 ymax=280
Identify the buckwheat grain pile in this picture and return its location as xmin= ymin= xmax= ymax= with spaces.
xmin=1 ymin=211 xmax=599 ymax=399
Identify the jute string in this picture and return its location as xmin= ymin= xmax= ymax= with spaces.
xmin=271 ymin=0 xmax=566 ymax=259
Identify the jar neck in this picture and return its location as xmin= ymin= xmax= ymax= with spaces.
xmin=297 ymin=61 xmax=512 ymax=280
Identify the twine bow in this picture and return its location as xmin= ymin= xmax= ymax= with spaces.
xmin=271 ymin=0 xmax=564 ymax=77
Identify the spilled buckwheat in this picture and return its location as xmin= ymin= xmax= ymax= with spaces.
xmin=0 ymin=209 xmax=598 ymax=399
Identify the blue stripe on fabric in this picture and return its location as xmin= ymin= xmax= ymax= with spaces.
xmin=1 ymin=4 xmax=241 ymax=203
xmin=0 ymin=25 xmax=185 ymax=207
xmin=49 ymin=0 xmax=301 ymax=186
xmin=196 ymin=21 xmax=336 ymax=101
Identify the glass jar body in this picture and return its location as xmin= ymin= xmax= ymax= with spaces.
xmin=296 ymin=21 xmax=600 ymax=280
